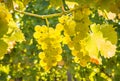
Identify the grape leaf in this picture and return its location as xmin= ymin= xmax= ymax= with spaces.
xmin=88 ymin=24 xmax=117 ymax=59
xmin=4 ymin=0 xmax=14 ymax=10
xmin=100 ymin=24 xmax=117 ymax=44
xmin=100 ymin=41 xmax=116 ymax=58
xmin=0 ymin=22 xmax=8 ymax=38
xmin=85 ymin=35 xmax=99 ymax=59
xmin=90 ymin=23 xmax=100 ymax=33
xmin=0 ymin=40 xmax=8 ymax=57
xmin=9 ymin=29 xmax=25 ymax=43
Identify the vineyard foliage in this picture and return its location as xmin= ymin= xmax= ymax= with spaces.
xmin=0 ymin=0 xmax=120 ymax=81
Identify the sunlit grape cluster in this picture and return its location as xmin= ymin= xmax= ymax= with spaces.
xmin=33 ymin=5 xmax=118 ymax=68
xmin=58 ymin=15 xmax=76 ymax=36
xmin=57 ymin=7 xmax=92 ymax=67
xmin=34 ymin=25 xmax=63 ymax=71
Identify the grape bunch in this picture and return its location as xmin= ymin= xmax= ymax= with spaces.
xmin=33 ymin=6 xmax=117 ymax=68
xmin=34 ymin=25 xmax=63 ymax=71
xmin=57 ymin=7 xmax=91 ymax=67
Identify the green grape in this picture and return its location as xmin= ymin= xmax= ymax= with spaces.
xmin=34 ymin=25 xmax=41 ymax=32
xmin=34 ymin=25 xmax=63 ymax=71
xmin=58 ymin=8 xmax=91 ymax=67
xmin=73 ymin=6 xmax=91 ymax=21
xmin=71 ymin=39 xmax=90 ymax=66
xmin=55 ymin=23 xmax=64 ymax=34
xmin=74 ymin=53 xmax=90 ymax=67
xmin=73 ymin=7 xmax=83 ymax=21
xmin=58 ymin=15 xmax=69 ymax=24
xmin=79 ymin=55 xmax=90 ymax=67
xmin=65 ymin=19 xmax=76 ymax=35
xmin=33 ymin=32 xmax=41 ymax=39
xmin=58 ymin=15 xmax=76 ymax=36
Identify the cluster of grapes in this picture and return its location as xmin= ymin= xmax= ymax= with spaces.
xmin=34 ymin=25 xmax=63 ymax=71
xmin=57 ymin=7 xmax=91 ymax=67
xmin=34 ymin=6 xmax=117 ymax=69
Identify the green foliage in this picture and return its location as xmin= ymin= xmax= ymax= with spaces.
xmin=0 ymin=0 xmax=120 ymax=81
xmin=0 ymin=22 xmax=8 ymax=38
xmin=0 ymin=3 xmax=24 ymax=58
xmin=0 ymin=40 xmax=8 ymax=57
xmin=50 ymin=0 xmax=63 ymax=7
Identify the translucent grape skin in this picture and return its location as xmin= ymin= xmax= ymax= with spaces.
xmin=34 ymin=25 xmax=63 ymax=71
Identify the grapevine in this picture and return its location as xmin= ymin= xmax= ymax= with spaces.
xmin=0 ymin=0 xmax=120 ymax=80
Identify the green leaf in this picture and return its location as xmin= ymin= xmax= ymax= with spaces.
xmin=23 ymin=0 xmax=31 ymax=6
xmin=100 ymin=24 xmax=117 ymax=44
xmin=4 ymin=0 xmax=14 ymax=10
xmin=100 ymin=41 xmax=116 ymax=58
xmin=50 ymin=0 xmax=63 ymax=7
xmin=88 ymin=24 xmax=117 ymax=58
xmin=85 ymin=35 xmax=99 ymax=58
xmin=0 ymin=22 xmax=8 ymax=38
xmin=0 ymin=40 xmax=8 ymax=57
xmin=9 ymin=29 xmax=25 ymax=43
xmin=90 ymin=23 xmax=100 ymax=33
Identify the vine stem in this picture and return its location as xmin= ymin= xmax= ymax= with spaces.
xmin=103 ymin=10 xmax=109 ymax=20
xmin=14 ymin=7 xmax=80 ymax=19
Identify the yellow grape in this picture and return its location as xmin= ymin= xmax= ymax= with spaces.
xmin=34 ymin=25 xmax=41 ymax=32
xmin=58 ymin=11 xmax=91 ymax=67
xmin=58 ymin=15 xmax=76 ymax=36
xmin=55 ymin=23 xmax=64 ymax=33
xmin=58 ymin=15 xmax=69 ymax=24
xmin=34 ymin=25 xmax=63 ymax=71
